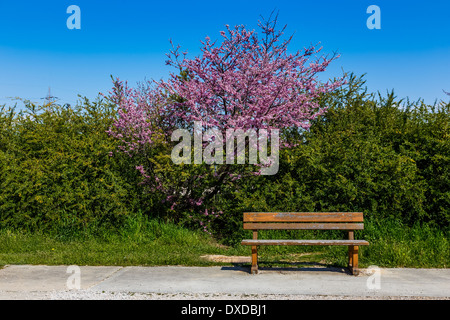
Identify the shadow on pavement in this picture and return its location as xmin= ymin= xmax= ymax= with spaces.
xmin=221 ymin=261 xmax=352 ymax=275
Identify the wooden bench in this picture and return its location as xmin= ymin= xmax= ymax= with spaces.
xmin=241 ymin=212 xmax=369 ymax=275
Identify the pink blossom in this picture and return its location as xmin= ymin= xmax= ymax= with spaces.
xmin=107 ymin=15 xmax=344 ymax=212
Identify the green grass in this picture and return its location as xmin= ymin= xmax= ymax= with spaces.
xmin=0 ymin=214 xmax=448 ymax=269
xmin=247 ymin=219 xmax=449 ymax=269
xmin=0 ymin=214 xmax=245 ymax=266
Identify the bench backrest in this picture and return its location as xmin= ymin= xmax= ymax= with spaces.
xmin=243 ymin=212 xmax=364 ymax=230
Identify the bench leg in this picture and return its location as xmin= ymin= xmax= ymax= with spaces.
xmin=347 ymin=231 xmax=359 ymax=275
xmin=251 ymin=245 xmax=258 ymax=274
xmin=348 ymin=245 xmax=353 ymax=268
xmin=349 ymin=245 xmax=359 ymax=275
xmin=251 ymin=230 xmax=258 ymax=274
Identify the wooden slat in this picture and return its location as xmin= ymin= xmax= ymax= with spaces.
xmin=243 ymin=223 xmax=364 ymax=230
xmin=243 ymin=212 xmax=363 ymax=222
xmin=241 ymin=239 xmax=370 ymax=246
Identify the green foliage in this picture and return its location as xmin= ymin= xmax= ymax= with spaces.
xmin=0 ymin=98 xmax=150 ymax=234
xmin=0 ymin=76 xmax=448 ymax=268
xmin=0 ymin=74 xmax=448 ymax=260
xmin=209 ymin=74 xmax=449 ymax=243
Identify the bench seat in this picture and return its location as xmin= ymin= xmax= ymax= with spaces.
xmin=241 ymin=239 xmax=369 ymax=246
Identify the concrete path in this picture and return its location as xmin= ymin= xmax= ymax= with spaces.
xmin=0 ymin=265 xmax=449 ymax=300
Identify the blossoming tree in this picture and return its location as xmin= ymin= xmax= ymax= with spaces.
xmin=107 ymin=14 xmax=345 ymax=224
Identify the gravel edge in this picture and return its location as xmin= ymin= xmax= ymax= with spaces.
xmin=1 ymin=290 xmax=448 ymax=300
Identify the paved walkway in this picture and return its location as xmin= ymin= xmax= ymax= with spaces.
xmin=0 ymin=265 xmax=449 ymax=299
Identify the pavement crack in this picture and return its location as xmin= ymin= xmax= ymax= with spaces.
xmin=87 ymin=266 xmax=124 ymax=290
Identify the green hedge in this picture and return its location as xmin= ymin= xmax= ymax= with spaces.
xmin=210 ymin=75 xmax=449 ymax=242
xmin=0 ymin=75 xmax=448 ymax=245
xmin=0 ymin=98 xmax=152 ymax=235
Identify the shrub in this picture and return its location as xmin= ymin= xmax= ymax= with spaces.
xmin=0 ymin=98 xmax=151 ymax=234
xmin=208 ymin=74 xmax=449 ymax=243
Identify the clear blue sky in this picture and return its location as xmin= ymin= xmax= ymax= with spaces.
xmin=1 ymin=0 xmax=449 ymax=108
